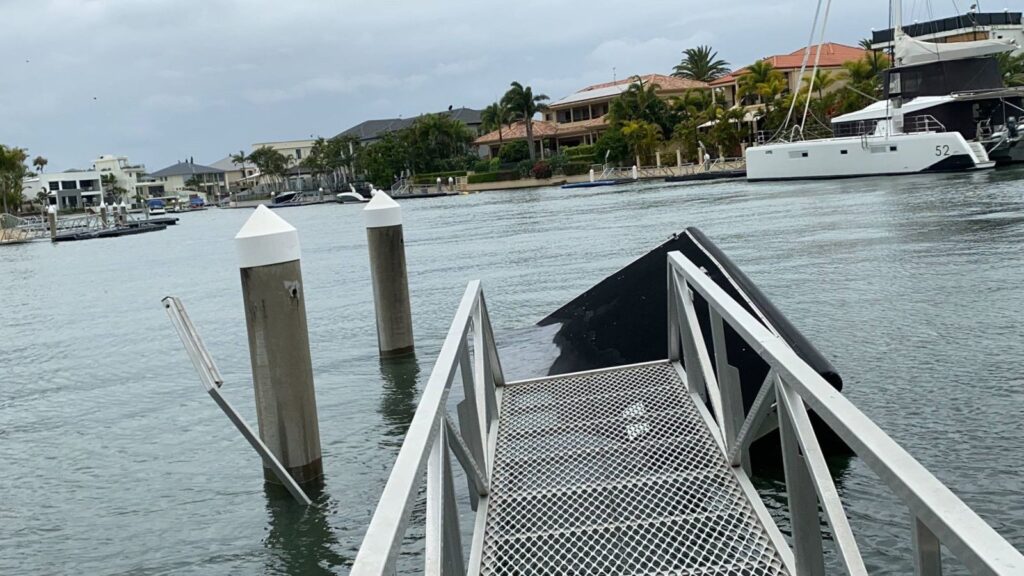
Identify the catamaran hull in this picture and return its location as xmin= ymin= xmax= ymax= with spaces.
xmin=745 ymin=132 xmax=988 ymax=181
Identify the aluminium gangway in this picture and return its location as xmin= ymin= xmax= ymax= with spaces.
xmin=352 ymin=252 xmax=1024 ymax=575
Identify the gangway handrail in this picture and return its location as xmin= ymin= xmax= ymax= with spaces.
xmin=351 ymin=280 xmax=504 ymax=575
xmin=667 ymin=251 xmax=1024 ymax=576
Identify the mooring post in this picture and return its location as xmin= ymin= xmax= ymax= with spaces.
xmin=631 ymin=165 xmax=638 ymax=180
xmin=235 ymin=205 xmax=323 ymax=486
xmin=676 ymin=149 xmax=682 ymax=168
xmin=119 ymin=202 xmax=128 ymax=226
xmin=655 ymin=151 xmax=661 ymax=168
xmin=47 ymin=205 xmax=57 ymax=242
xmin=99 ymin=202 xmax=109 ymax=228
xmin=588 ymin=168 xmax=595 ymax=183
xmin=363 ymin=192 xmax=414 ymax=358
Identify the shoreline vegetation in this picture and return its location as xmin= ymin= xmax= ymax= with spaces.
xmin=6 ymin=45 xmax=1024 ymax=208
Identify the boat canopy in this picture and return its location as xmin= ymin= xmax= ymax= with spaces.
xmin=894 ymin=34 xmax=1016 ymax=67
xmin=830 ymin=95 xmax=954 ymax=124
xmin=147 ymin=199 xmax=166 ymax=208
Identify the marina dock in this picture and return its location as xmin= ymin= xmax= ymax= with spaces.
xmin=352 ymin=252 xmax=1024 ymax=575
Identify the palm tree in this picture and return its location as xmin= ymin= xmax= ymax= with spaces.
xmin=502 ymin=82 xmax=549 ymax=161
xmin=32 ymin=156 xmax=47 ymax=174
xmin=608 ymin=76 xmax=675 ymax=135
xmin=100 ymin=173 xmax=118 ymax=203
xmin=859 ymin=38 xmax=875 ymax=51
xmin=480 ymin=102 xmax=513 ymax=145
xmin=621 ymin=120 xmax=662 ymax=165
xmin=737 ymin=60 xmax=784 ymax=104
xmin=803 ymin=69 xmax=836 ymax=101
xmin=229 ymin=150 xmax=248 ymax=201
xmin=672 ymin=46 xmax=730 ymax=82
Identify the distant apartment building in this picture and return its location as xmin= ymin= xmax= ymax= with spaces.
xmin=336 ymin=107 xmax=484 ymax=144
xmin=474 ymin=74 xmax=708 ymax=157
xmin=136 ymin=160 xmax=225 ymax=202
xmin=871 ymin=11 xmax=1023 ymax=53
xmin=709 ymin=43 xmax=867 ymax=109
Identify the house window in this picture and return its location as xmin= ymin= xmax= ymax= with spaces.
xmin=840 ymin=150 xmax=848 ymax=154
xmin=889 ymin=146 xmax=897 ymax=152
xmin=49 ymin=181 xmax=59 ymax=191
xmin=295 ymin=149 xmax=302 ymax=159
xmin=802 ymin=152 xmax=809 ymax=157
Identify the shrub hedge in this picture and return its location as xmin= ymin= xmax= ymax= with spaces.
xmin=467 ymin=170 xmax=519 ymax=184
xmin=412 ymin=170 xmax=467 ymax=184
xmin=564 ymin=161 xmax=591 ymax=176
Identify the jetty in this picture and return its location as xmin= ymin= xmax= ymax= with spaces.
xmin=351 ymin=252 xmax=1024 ymax=575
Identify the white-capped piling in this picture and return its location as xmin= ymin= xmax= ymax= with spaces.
xmin=99 ymin=202 xmax=109 ymax=228
xmin=589 ymin=169 xmax=595 ymax=183
xmin=363 ymin=192 xmax=414 ymax=358
xmin=47 ymin=205 xmax=57 ymax=242
xmin=118 ymin=202 xmax=128 ymax=227
xmin=632 ymin=165 xmax=639 ymax=180
xmin=234 ymin=205 xmax=323 ymax=485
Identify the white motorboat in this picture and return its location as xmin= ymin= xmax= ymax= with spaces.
xmin=336 ymin=191 xmax=368 ymax=203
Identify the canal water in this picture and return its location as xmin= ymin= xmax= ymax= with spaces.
xmin=2 ymin=169 xmax=1023 ymax=575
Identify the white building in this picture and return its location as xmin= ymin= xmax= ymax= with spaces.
xmin=251 ymin=139 xmax=315 ymax=163
xmin=21 ymin=169 xmax=103 ymax=210
xmin=92 ymin=154 xmax=146 ymax=200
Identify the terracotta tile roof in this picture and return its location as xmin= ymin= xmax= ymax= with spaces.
xmin=580 ymin=74 xmax=708 ymax=93
xmin=709 ymin=43 xmax=866 ymax=86
xmin=474 ymin=120 xmax=561 ymax=145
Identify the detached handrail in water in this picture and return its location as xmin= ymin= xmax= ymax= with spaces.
xmin=667 ymin=251 xmax=1024 ymax=576
xmin=351 ymin=280 xmax=504 ymax=575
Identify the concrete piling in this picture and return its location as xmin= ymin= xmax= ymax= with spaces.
xmin=631 ymin=165 xmax=639 ymax=180
xmin=234 ymin=205 xmax=323 ymax=485
xmin=655 ymin=151 xmax=661 ymax=168
xmin=363 ymin=192 xmax=414 ymax=358
xmin=676 ymin=149 xmax=682 ymax=168
xmin=119 ymin=202 xmax=128 ymax=227
xmin=99 ymin=202 xmax=109 ymax=228
xmin=47 ymin=206 xmax=57 ymax=242
xmin=589 ymin=169 xmax=595 ymax=183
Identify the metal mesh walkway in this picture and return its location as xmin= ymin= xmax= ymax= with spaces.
xmin=479 ymin=361 xmax=790 ymax=576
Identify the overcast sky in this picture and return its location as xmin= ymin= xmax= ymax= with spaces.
xmin=1 ymin=0 xmax=917 ymax=171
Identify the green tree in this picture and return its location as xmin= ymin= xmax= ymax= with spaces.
xmin=996 ymin=52 xmax=1024 ymax=86
xmin=100 ymin=173 xmax=119 ymax=204
xmin=0 ymin=145 xmax=30 ymax=213
xmin=32 ymin=155 xmax=48 ymax=174
xmin=403 ymin=113 xmax=474 ymax=173
xmin=621 ymin=120 xmax=662 ymax=165
xmin=248 ymin=146 xmax=290 ymax=192
xmin=358 ymin=132 xmax=410 ymax=188
xmin=480 ymin=101 xmax=513 ymax=145
xmin=501 ymin=82 xmax=549 ymax=161
xmin=803 ymin=69 xmax=836 ymax=101
xmin=608 ymin=76 xmax=676 ymax=136
xmin=593 ymin=128 xmax=631 ymax=165
xmin=859 ymin=37 xmax=875 ymax=51
xmin=498 ymin=140 xmax=530 ymax=163
xmin=672 ymin=46 xmax=730 ymax=82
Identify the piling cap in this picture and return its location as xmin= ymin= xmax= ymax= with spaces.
xmin=47 ymin=205 xmax=56 ymax=214
xmin=363 ymin=191 xmax=402 ymax=228
xmin=234 ymin=205 xmax=301 ymax=268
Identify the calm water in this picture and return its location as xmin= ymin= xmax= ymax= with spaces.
xmin=3 ymin=170 xmax=1024 ymax=575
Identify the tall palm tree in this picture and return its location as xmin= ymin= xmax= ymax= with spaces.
xmin=672 ymin=46 xmax=730 ymax=82
xmin=621 ymin=120 xmax=662 ymax=165
xmin=480 ymin=102 xmax=512 ymax=145
xmin=501 ymin=82 xmax=549 ymax=161
xmin=803 ymin=69 xmax=836 ymax=101
xmin=32 ymin=156 xmax=47 ymax=174
xmin=737 ymin=60 xmax=784 ymax=104
xmin=859 ymin=38 xmax=875 ymax=52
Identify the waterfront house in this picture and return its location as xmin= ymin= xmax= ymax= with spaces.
xmin=92 ymin=154 xmax=146 ymax=201
xmin=336 ymin=107 xmax=484 ymax=145
xmin=136 ymin=160 xmax=225 ymax=202
xmin=870 ymin=11 xmax=1023 ymax=53
xmin=21 ymin=169 xmax=102 ymax=210
xmin=209 ymin=155 xmax=258 ymax=193
xmin=474 ymin=74 xmax=708 ymax=157
xmin=708 ymin=43 xmax=867 ymax=109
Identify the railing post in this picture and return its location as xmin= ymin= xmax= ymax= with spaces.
xmin=426 ymin=414 xmax=465 ymax=576
xmin=776 ymin=375 xmax=825 ymax=576
xmin=912 ymin=515 xmax=943 ymax=576
xmin=667 ymin=265 xmax=681 ymax=362
xmin=710 ymin=309 xmax=748 ymax=473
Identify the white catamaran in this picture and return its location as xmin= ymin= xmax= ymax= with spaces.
xmin=745 ymin=1 xmax=1011 ymax=181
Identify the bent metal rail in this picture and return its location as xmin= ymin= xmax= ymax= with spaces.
xmin=351 ymin=254 xmax=1024 ymax=575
